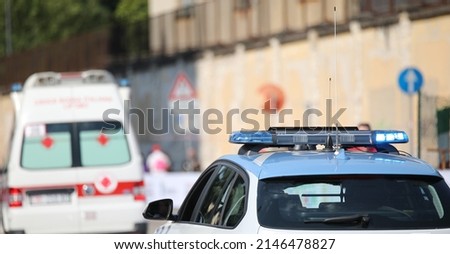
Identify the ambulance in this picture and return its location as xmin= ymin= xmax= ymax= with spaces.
xmin=1 ymin=70 xmax=147 ymax=233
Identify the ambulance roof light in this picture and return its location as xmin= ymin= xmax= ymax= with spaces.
xmin=24 ymin=70 xmax=117 ymax=89
xmin=119 ymin=78 xmax=129 ymax=87
xmin=10 ymin=82 xmax=23 ymax=92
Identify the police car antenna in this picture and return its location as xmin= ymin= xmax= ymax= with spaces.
xmin=325 ymin=77 xmax=333 ymax=150
xmin=325 ymin=4 xmax=339 ymax=151
xmin=333 ymin=4 xmax=339 ymax=150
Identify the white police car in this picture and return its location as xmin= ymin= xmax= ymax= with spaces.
xmin=143 ymin=127 xmax=450 ymax=233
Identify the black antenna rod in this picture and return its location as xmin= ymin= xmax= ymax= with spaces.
xmin=334 ymin=3 xmax=339 ymax=149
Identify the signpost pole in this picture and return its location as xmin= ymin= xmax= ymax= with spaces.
xmin=406 ymin=69 xmax=415 ymax=156
xmin=409 ymin=94 xmax=414 ymax=156
xmin=398 ymin=67 xmax=424 ymax=157
xmin=418 ymin=90 xmax=421 ymax=158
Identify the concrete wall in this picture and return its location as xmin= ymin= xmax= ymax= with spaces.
xmin=2 ymin=12 xmax=449 ymax=170
xmin=126 ymin=59 xmax=200 ymax=171
xmin=195 ymin=13 xmax=450 ymax=167
xmin=149 ymin=0 xmax=210 ymax=17
xmin=149 ymin=0 xmax=179 ymax=17
xmin=0 ymin=96 xmax=14 ymax=168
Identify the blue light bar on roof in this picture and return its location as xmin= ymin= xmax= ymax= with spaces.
xmin=373 ymin=130 xmax=408 ymax=143
xmin=229 ymin=131 xmax=273 ymax=144
xmin=229 ymin=129 xmax=409 ymax=146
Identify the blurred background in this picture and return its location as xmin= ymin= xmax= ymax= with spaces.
xmin=1 ymin=0 xmax=449 ymax=171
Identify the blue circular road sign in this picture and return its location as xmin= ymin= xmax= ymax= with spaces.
xmin=398 ymin=67 xmax=424 ymax=94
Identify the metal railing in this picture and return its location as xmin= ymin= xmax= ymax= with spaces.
xmin=0 ymin=28 xmax=112 ymax=88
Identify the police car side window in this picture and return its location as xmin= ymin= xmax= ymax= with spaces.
xmin=222 ymin=175 xmax=246 ymax=227
xmin=177 ymin=167 xmax=216 ymax=222
xmin=190 ymin=163 xmax=247 ymax=228
xmin=194 ymin=165 xmax=236 ymax=225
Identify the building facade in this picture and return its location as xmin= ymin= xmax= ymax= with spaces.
xmin=145 ymin=0 xmax=450 ymax=168
xmin=1 ymin=0 xmax=449 ymax=170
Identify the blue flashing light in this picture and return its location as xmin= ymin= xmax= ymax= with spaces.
xmin=229 ymin=129 xmax=409 ymax=146
xmin=10 ymin=82 xmax=23 ymax=92
xmin=119 ymin=78 xmax=129 ymax=87
xmin=372 ymin=130 xmax=408 ymax=144
xmin=229 ymin=131 xmax=273 ymax=144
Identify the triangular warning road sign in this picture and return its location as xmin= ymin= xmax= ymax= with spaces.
xmin=168 ymin=73 xmax=196 ymax=101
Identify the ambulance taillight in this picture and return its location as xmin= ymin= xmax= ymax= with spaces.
xmin=133 ymin=181 xmax=146 ymax=201
xmin=8 ymin=188 xmax=23 ymax=207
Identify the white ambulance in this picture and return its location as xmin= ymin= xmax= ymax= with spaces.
xmin=1 ymin=70 xmax=147 ymax=233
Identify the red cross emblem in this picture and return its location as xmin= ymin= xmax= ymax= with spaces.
xmin=100 ymin=177 xmax=111 ymax=188
xmin=97 ymin=134 xmax=109 ymax=146
xmin=41 ymin=136 xmax=54 ymax=149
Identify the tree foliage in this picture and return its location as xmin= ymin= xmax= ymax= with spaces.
xmin=114 ymin=0 xmax=148 ymax=24
xmin=113 ymin=0 xmax=148 ymax=56
xmin=0 ymin=0 xmax=112 ymax=57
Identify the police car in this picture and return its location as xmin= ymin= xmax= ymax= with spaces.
xmin=143 ymin=127 xmax=450 ymax=233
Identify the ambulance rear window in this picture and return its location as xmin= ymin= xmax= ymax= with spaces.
xmin=79 ymin=122 xmax=130 ymax=166
xmin=22 ymin=124 xmax=72 ymax=169
xmin=21 ymin=121 xmax=130 ymax=169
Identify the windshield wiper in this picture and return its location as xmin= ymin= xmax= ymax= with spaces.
xmin=304 ymin=214 xmax=370 ymax=228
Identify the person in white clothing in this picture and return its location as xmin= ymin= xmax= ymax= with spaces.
xmin=146 ymin=144 xmax=171 ymax=173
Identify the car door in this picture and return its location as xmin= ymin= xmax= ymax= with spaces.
xmin=164 ymin=161 xmax=248 ymax=233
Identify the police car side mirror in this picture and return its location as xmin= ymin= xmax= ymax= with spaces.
xmin=143 ymin=199 xmax=174 ymax=221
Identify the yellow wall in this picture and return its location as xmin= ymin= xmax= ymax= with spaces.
xmin=0 ymin=96 xmax=14 ymax=167
xmin=2 ymin=13 xmax=449 ymax=169
xmin=149 ymin=0 xmax=210 ymax=17
xmin=149 ymin=0 xmax=178 ymax=17
xmin=196 ymin=13 xmax=450 ymax=167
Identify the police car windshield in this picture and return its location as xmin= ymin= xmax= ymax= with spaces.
xmin=257 ymin=175 xmax=450 ymax=230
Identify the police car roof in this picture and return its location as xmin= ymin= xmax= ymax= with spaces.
xmin=219 ymin=151 xmax=441 ymax=180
